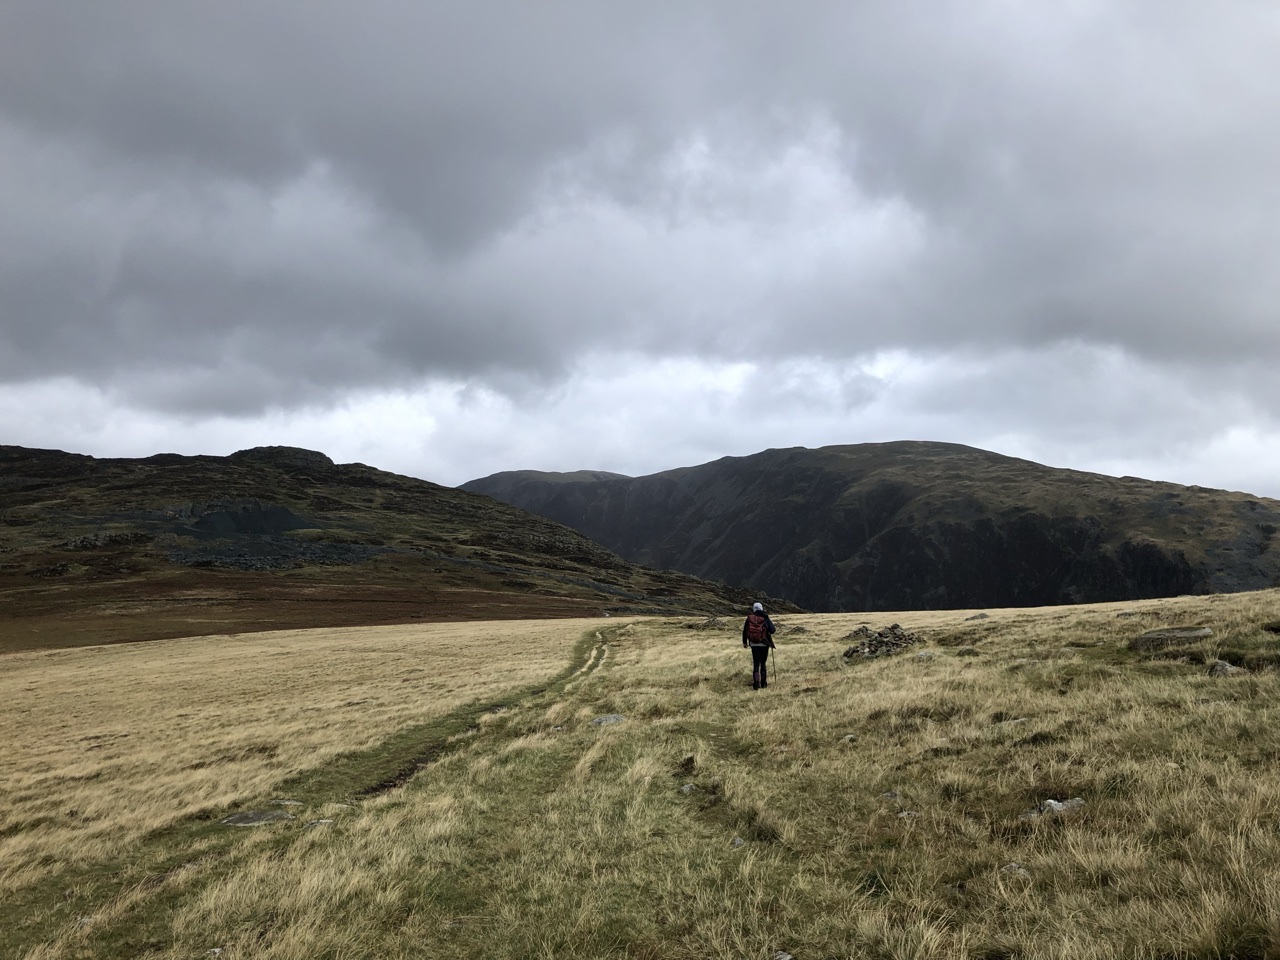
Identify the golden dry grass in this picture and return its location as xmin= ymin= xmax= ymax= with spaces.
xmin=9 ymin=590 xmax=1280 ymax=959
xmin=0 ymin=619 xmax=590 ymax=904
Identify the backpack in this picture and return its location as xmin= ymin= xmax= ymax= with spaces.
xmin=746 ymin=613 xmax=769 ymax=643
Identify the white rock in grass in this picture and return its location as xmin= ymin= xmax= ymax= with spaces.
xmin=731 ymin=836 xmax=746 ymax=848
xmin=774 ymin=952 xmax=795 ymax=960
xmin=1208 ymin=660 xmax=1244 ymax=677
xmin=1019 ymin=797 xmax=1084 ymax=820
xmin=221 ymin=810 xmax=295 ymax=827
xmin=1000 ymin=862 xmax=1032 ymax=879
xmin=591 ymin=714 xmax=626 ymax=726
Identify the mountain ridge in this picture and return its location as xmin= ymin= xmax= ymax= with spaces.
xmin=462 ymin=440 xmax=1280 ymax=611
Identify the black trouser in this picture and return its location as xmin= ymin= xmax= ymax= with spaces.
xmin=750 ymin=645 xmax=769 ymax=686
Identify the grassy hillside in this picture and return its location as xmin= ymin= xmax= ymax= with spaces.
xmin=7 ymin=589 xmax=1280 ymax=958
xmin=0 ymin=445 xmax=780 ymax=653
xmin=463 ymin=441 xmax=1280 ymax=612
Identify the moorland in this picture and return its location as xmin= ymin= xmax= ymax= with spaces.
xmin=7 ymin=588 xmax=1280 ymax=959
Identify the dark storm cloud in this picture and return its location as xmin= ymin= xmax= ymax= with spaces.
xmin=2 ymin=1 xmax=1278 ymax=414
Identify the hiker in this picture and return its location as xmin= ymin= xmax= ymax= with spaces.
xmin=742 ymin=601 xmax=776 ymax=689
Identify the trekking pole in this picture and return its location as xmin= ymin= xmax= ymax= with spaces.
xmin=771 ymin=645 xmax=778 ymax=686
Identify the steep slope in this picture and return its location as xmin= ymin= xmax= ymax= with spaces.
xmin=0 ymin=445 xmax=782 ymax=652
xmin=462 ymin=441 xmax=1280 ymax=611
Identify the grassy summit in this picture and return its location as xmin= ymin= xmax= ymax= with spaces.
xmin=6 ymin=588 xmax=1280 ymax=958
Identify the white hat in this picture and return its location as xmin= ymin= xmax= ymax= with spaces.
xmin=752 ymin=602 xmax=763 ymax=612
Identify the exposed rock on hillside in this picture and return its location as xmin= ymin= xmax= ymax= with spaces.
xmin=0 ymin=444 xmax=785 ymax=651
xmin=463 ymin=441 xmax=1280 ymax=612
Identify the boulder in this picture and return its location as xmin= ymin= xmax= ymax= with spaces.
xmin=1208 ymin=660 xmax=1244 ymax=677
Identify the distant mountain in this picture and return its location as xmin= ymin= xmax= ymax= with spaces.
xmin=462 ymin=441 xmax=1280 ymax=612
xmin=0 ymin=445 xmax=783 ymax=652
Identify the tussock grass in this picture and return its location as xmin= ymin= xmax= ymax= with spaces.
xmin=8 ymin=590 xmax=1280 ymax=958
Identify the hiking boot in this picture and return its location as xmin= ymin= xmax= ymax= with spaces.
xmin=761 ymin=681 xmax=768 ymax=688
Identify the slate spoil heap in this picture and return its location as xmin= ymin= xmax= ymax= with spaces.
xmin=841 ymin=623 xmax=922 ymax=659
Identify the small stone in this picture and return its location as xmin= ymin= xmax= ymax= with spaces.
xmin=273 ymin=799 xmax=303 ymax=807
xmin=679 ymin=783 xmax=698 ymax=795
xmin=1019 ymin=797 xmax=1084 ymax=820
xmin=304 ymin=819 xmax=334 ymax=828
xmin=915 ymin=651 xmax=935 ymax=660
xmin=1000 ymin=862 xmax=1031 ymax=879
xmin=998 ymin=717 xmax=1030 ymax=726
xmin=731 ymin=837 xmax=746 ymax=848
xmin=1208 ymin=660 xmax=1243 ymax=677
xmin=897 ymin=810 xmax=920 ymax=820
xmin=774 ymin=952 xmax=795 ymax=960
xmin=552 ymin=725 xmax=564 ymax=731
xmin=879 ymin=790 xmax=901 ymax=801
xmin=965 ymin=613 xmax=990 ymax=621
xmin=591 ymin=714 xmax=626 ymax=726
xmin=221 ymin=810 xmax=295 ymax=827
xmin=840 ymin=734 xmax=858 ymax=743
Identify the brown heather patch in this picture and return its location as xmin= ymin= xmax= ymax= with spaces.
xmin=7 ymin=589 xmax=1280 ymax=959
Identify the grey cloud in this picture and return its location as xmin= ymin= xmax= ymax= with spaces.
xmin=1 ymin=2 xmax=1278 ymax=417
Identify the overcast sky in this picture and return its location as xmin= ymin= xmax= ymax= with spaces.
xmin=2 ymin=2 xmax=1279 ymax=495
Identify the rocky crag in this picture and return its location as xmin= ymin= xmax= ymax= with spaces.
xmin=463 ymin=441 xmax=1280 ymax=612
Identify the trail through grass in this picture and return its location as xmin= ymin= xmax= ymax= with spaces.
xmin=8 ymin=591 xmax=1280 ymax=958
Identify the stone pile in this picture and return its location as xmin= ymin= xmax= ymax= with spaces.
xmin=842 ymin=624 xmax=922 ymax=659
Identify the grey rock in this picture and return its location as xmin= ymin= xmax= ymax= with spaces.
xmin=591 ymin=714 xmax=626 ymax=726
xmin=1019 ymin=797 xmax=1084 ymax=820
xmin=221 ymin=810 xmax=295 ymax=827
xmin=774 ymin=952 xmax=795 ymax=960
xmin=1208 ymin=659 xmax=1244 ymax=677
xmin=304 ymin=819 xmax=334 ymax=828
xmin=731 ymin=837 xmax=746 ymax=848
xmin=879 ymin=790 xmax=901 ymax=801
xmin=679 ymin=783 xmax=698 ymax=795
xmin=915 ymin=651 xmax=936 ymax=660
xmin=840 ymin=734 xmax=858 ymax=743
xmin=1000 ymin=862 xmax=1032 ymax=879
xmin=1129 ymin=627 xmax=1213 ymax=652
xmin=273 ymin=799 xmax=303 ymax=807
xmin=842 ymin=623 xmax=922 ymax=659
xmin=897 ymin=810 xmax=920 ymax=820
xmin=965 ymin=613 xmax=990 ymax=621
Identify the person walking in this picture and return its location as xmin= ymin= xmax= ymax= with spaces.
xmin=742 ymin=601 xmax=776 ymax=690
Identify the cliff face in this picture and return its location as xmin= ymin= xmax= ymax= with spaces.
xmin=463 ymin=441 xmax=1280 ymax=612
